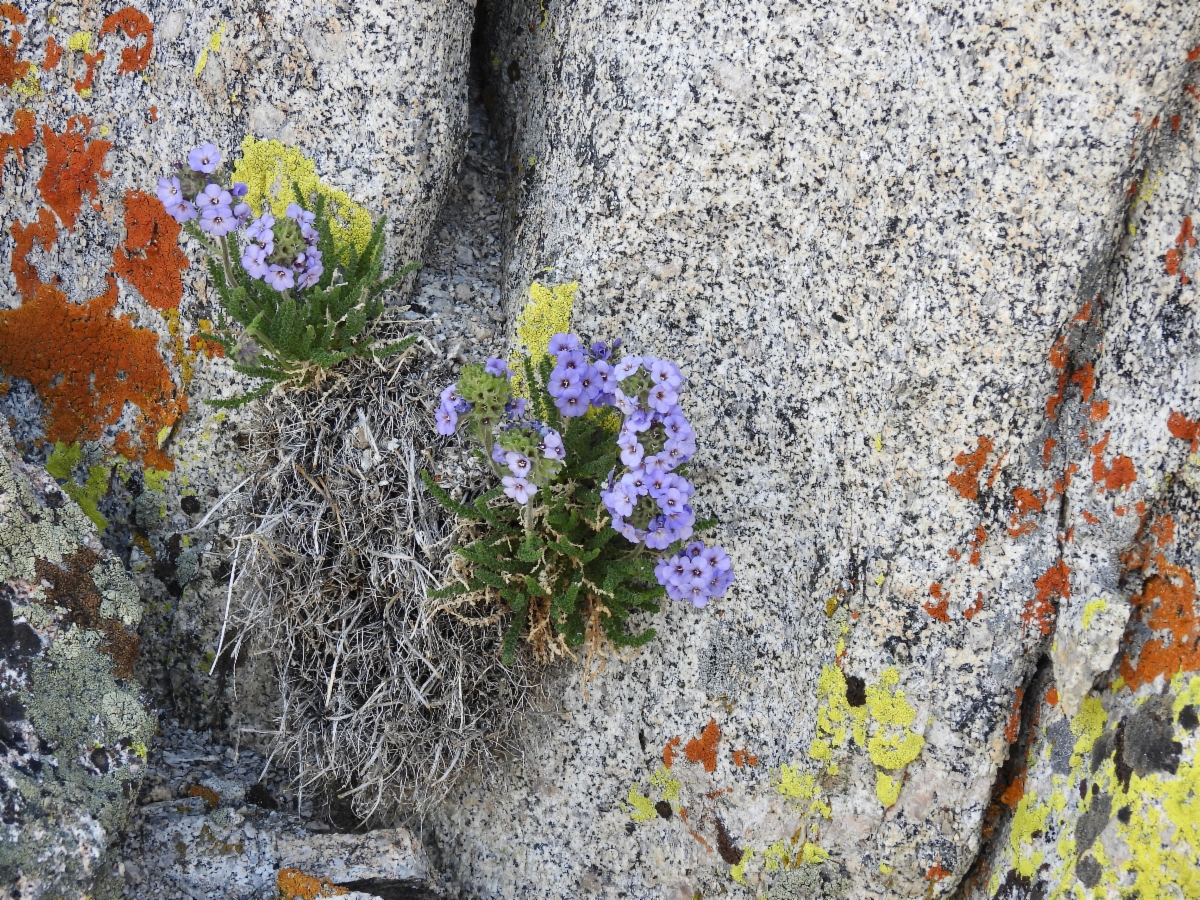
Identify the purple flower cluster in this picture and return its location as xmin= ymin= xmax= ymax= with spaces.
xmin=157 ymin=142 xmax=250 ymax=236
xmin=240 ymin=204 xmax=324 ymax=291
xmin=600 ymin=355 xmax=698 ymax=549
xmin=436 ymin=358 xmax=565 ymax=505
xmin=545 ymin=334 xmax=621 ymax=417
xmin=653 ymin=542 xmax=734 ymax=608
xmin=156 ymin=142 xmax=323 ymax=293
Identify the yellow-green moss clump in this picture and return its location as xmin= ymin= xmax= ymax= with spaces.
xmin=231 ymin=136 xmax=372 ymax=260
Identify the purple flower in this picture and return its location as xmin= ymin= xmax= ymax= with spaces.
xmin=548 ymin=333 xmax=580 ymax=355
xmin=664 ymin=436 xmax=696 ymax=466
xmin=613 ymin=356 xmax=642 ymax=381
xmin=590 ymin=340 xmax=610 ymax=360
xmin=685 ymin=581 xmax=709 ymax=608
xmin=557 ymin=349 xmax=586 ymax=373
xmin=156 ymin=176 xmax=183 ymax=207
xmin=665 ymin=581 xmax=689 ymax=603
xmin=602 ymin=483 xmax=635 ymax=517
xmin=611 ymin=515 xmax=640 ymax=543
xmin=593 ymin=359 xmax=616 ymax=393
xmin=655 ymin=556 xmax=676 ymax=588
xmin=707 ymin=568 xmax=735 ymax=598
xmin=301 ymin=222 xmax=319 ymax=245
xmin=231 ymin=182 xmax=249 ymax=198
xmin=196 ymin=183 xmax=231 ymax=209
xmin=541 ymin=429 xmax=565 ymax=460
xmin=612 ymin=390 xmax=639 ymax=417
xmin=188 ymin=142 xmax=221 ymax=174
xmin=547 ymin=366 xmax=580 ymax=399
xmin=649 ymin=358 xmax=683 ymax=389
xmin=165 ymin=200 xmax=198 ymax=224
xmin=657 ymin=486 xmax=688 ymax=517
xmin=505 ymin=451 xmax=533 ymax=478
xmin=685 ymin=542 xmax=705 ymax=558
xmin=645 ymin=521 xmax=675 ymax=551
xmin=663 ymin=413 xmax=693 ymax=442
xmin=619 ymin=469 xmax=649 ymax=497
xmin=556 ymin=388 xmax=588 ymax=418
xmin=617 ymin=432 xmax=644 ymax=467
xmin=502 ymin=476 xmax=537 ymax=504
xmin=648 ymin=382 xmax=679 ymax=413
xmin=200 ymin=205 xmax=236 ymax=236
xmin=297 ymin=266 xmax=322 ymax=289
xmin=642 ymin=451 xmax=673 ymax=472
xmin=245 ymin=214 xmax=275 ymax=244
xmin=232 ymin=202 xmax=252 ymax=225
xmin=491 ymin=443 xmax=508 ymax=464
xmin=577 ymin=366 xmax=602 ymax=400
xmin=241 ymin=244 xmax=270 ymax=279
xmin=266 ymin=265 xmax=295 ymax=291
xmin=436 ymin=403 xmax=458 ymax=435
xmin=485 ymin=358 xmax=511 ymax=377
xmin=645 ymin=468 xmax=671 ymax=498
xmin=286 ymin=203 xmax=316 ymax=225
xmin=625 ymin=409 xmax=653 ymax=433
xmin=440 ymin=384 xmax=459 ymax=406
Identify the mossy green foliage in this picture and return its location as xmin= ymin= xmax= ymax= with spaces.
xmin=424 ymin=353 xmax=708 ymax=664
xmin=196 ymin=186 xmax=418 ymax=408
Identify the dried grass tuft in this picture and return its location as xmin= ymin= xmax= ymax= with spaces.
xmin=227 ymin=323 xmax=538 ymax=820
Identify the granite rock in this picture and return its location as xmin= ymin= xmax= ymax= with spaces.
xmin=424 ymin=1 xmax=1200 ymax=898
xmin=0 ymin=423 xmax=153 ymax=899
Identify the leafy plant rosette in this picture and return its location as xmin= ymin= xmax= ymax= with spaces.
xmin=156 ymin=141 xmax=417 ymax=407
xmin=421 ymin=331 xmax=735 ymax=667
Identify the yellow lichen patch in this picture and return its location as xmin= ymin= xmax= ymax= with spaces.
xmin=649 ymin=765 xmax=680 ymax=803
xmin=865 ymin=667 xmax=917 ymax=728
xmin=1068 ymin=696 xmax=1107 ymax=768
xmin=876 ymin=772 xmax=902 ymax=807
xmin=730 ymin=847 xmax=753 ymax=884
xmin=143 ymin=468 xmax=171 ymax=493
xmin=808 ymin=797 xmax=832 ymax=819
xmin=12 ymin=67 xmax=39 ymax=104
xmin=868 ymin=729 xmax=925 ymax=771
xmin=777 ymin=764 xmax=815 ymax=799
xmin=231 ymin=136 xmax=372 ymax=259
xmin=67 ymin=31 xmax=93 ymax=53
xmin=1081 ymin=597 xmax=1107 ymax=629
xmin=276 ymin=868 xmax=348 ymax=899
xmin=764 ymin=840 xmax=793 ymax=872
xmin=514 ymin=281 xmax=576 ymax=364
xmin=626 ymin=784 xmax=657 ymax=822
xmin=1008 ymin=793 xmax=1049 ymax=878
xmin=802 ymin=842 xmax=830 ymax=865
xmin=193 ymin=21 xmax=225 ymax=78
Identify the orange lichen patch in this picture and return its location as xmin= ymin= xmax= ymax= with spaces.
xmin=663 ymin=735 xmax=681 ymax=769
xmin=0 ymin=108 xmax=37 ymax=181
xmin=1150 ymin=514 xmax=1176 ymax=548
xmin=948 ymin=436 xmax=994 ymax=501
xmin=1053 ymin=461 xmax=1080 ymax=497
xmin=732 ymin=747 xmax=758 ymax=767
xmin=1073 ymin=299 xmax=1094 ymax=324
xmin=924 ymin=583 xmax=950 ymax=623
xmin=1041 ymin=436 xmax=1056 ymax=469
xmin=38 ymin=116 xmax=113 ymax=231
xmin=74 ymin=49 xmax=106 ymax=93
xmin=1045 ymin=686 xmax=1058 ymax=707
xmin=1022 ymin=560 xmax=1069 ymax=637
xmin=968 ymin=526 xmax=986 ymax=565
xmin=1090 ymin=433 xmax=1137 ymax=492
xmin=0 ymin=2 xmax=30 ymax=88
xmin=948 ymin=548 xmax=961 ymax=562
xmin=999 ymin=773 xmax=1026 ymax=808
xmin=1089 ymin=400 xmax=1109 ymax=422
xmin=188 ymin=333 xmax=225 ymax=359
xmin=1188 ymin=44 xmax=1200 ymax=63
xmin=986 ymin=452 xmax=1006 ymax=489
xmin=10 ymin=207 xmax=58 ymax=298
xmin=1071 ymin=363 xmax=1095 ymax=403
xmin=1081 ymin=510 xmax=1101 ymax=525
xmin=276 ymin=869 xmax=348 ymax=900
xmin=0 ymin=268 xmax=184 ymax=470
xmin=1048 ymin=335 xmax=1069 ymax=370
xmin=1045 ymin=372 xmax=1069 ymax=421
xmin=1172 ymin=115 xmax=1182 ymax=132
xmin=684 ymin=719 xmax=720 ymax=773
xmin=186 ymin=784 xmax=220 ymax=811
xmin=1004 ymin=688 xmax=1024 ymax=743
xmin=1166 ymin=217 xmax=1195 ymax=283
xmin=111 ymin=190 xmax=189 ymax=310
xmin=1012 ymin=488 xmax=1045 ymax=517
xmin=1120 ymin=556 xmax=1200 ymax=690
xmin=43 ymin=35 xmax=61 ymax=69
xmin=927 ymin=862 xmax=952 ymax=883
xmin=1167 ymin=410 xmax=1200 ymax=452
xmin=963 ymin=592 xmax=984 ymax=620
xmin=99 ymin=7 xmax=154 ymax=75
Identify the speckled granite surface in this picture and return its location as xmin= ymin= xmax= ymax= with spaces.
xmin=422 ymin=2 xmax=1200 ymax=898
